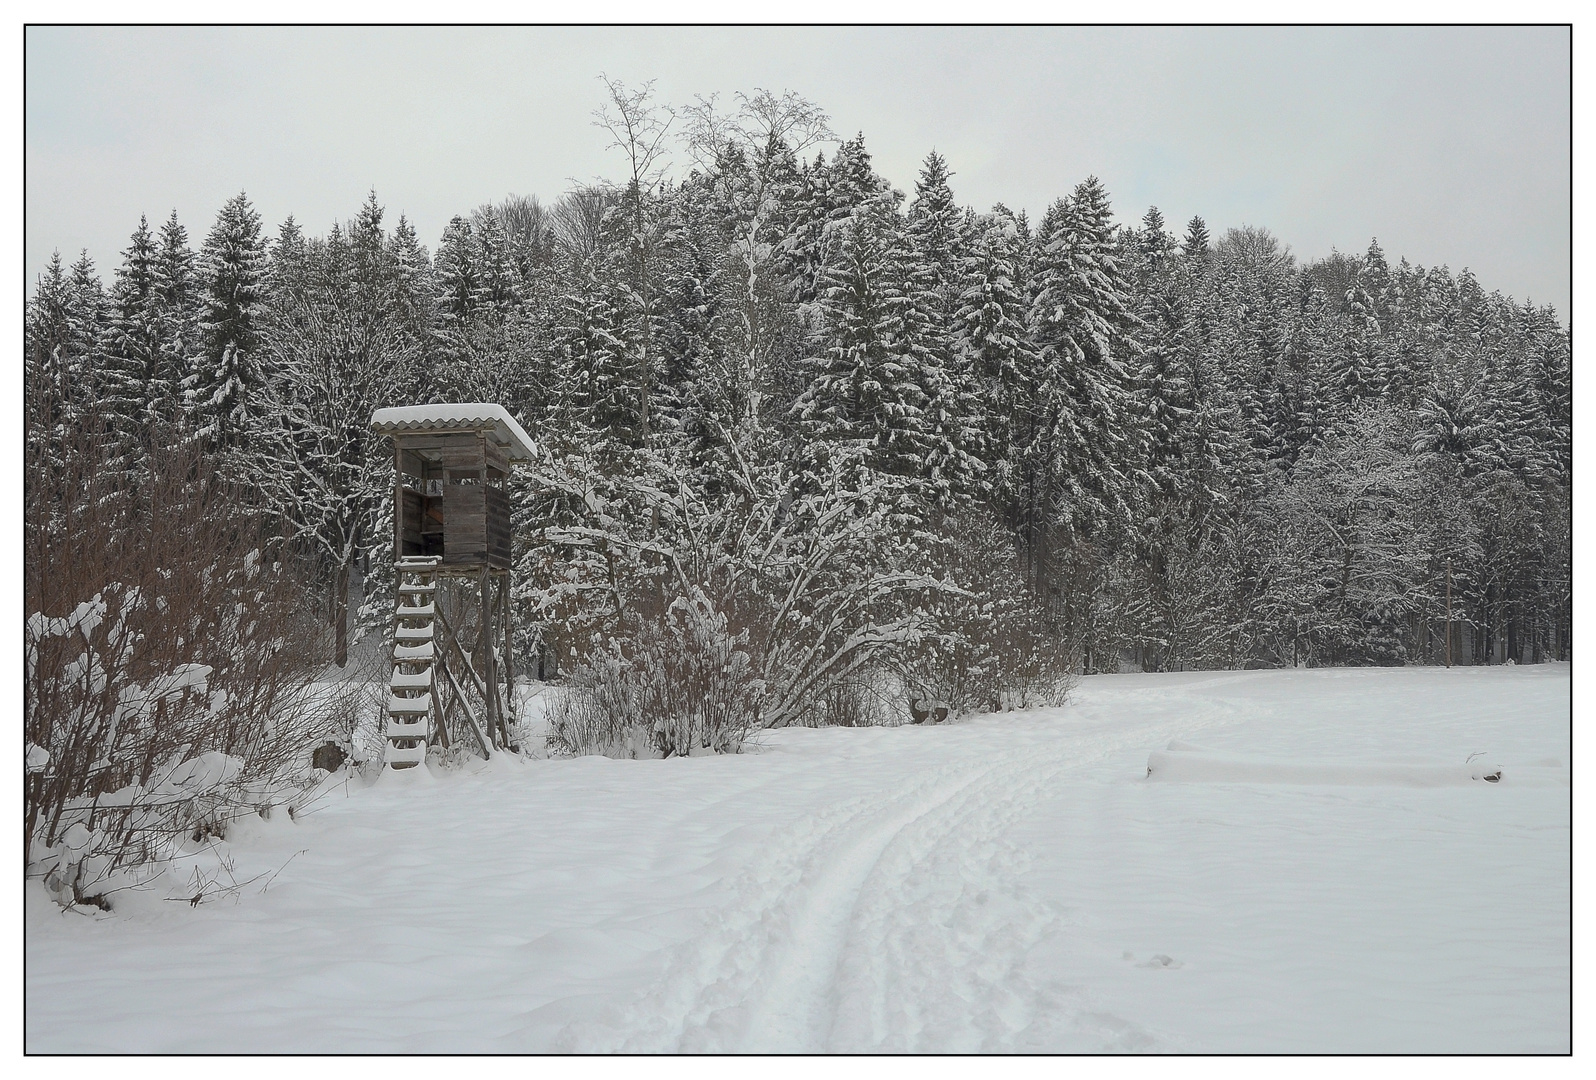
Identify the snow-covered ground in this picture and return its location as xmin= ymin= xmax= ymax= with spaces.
xmin=26 ymin=665 xmax=1569 ymax=1053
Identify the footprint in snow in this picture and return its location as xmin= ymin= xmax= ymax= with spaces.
xmin=1137 ymin=954 xmax=1182 ymax=969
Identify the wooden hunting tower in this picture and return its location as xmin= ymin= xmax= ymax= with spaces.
xmin=369 ymin=404 xmax=537 ymax=769
xmin=372 ymin=403 xmax=535 ymax=567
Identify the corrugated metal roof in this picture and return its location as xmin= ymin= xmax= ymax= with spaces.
xmin=369 ymin=403 xmax=537 ymax=462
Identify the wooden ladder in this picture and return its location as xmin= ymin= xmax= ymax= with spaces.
xmin=384 ymin=557 xmax=441 ymax=769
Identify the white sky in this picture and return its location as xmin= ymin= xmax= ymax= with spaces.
xmin=25 ymin=25 xmax=1571 ymax=315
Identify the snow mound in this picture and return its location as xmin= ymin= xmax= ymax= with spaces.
xmin=161 ymin=751 xmax=244 ymax=792
xmin=1143 ymin=748 xmax=1565 ymax=787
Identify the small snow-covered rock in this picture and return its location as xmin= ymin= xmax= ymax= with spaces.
xmin=165 ymin=752 xmax=244 ymax=791
xmin=1138 ymin=954 xmax=1183 ymax=969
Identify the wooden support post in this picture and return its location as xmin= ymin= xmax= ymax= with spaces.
xmin=488 ymin=573 xmax=502 ymax=748
xmin=478 ymin=566 xmax=499 ymax=750
xmin=435 ymin=603 xmax=490 ymax=700
xmin=501 ymin=572 xmax=517 ymax=739
xmin=436 ymin=593 xmax=499 ymax=751
xmin=436 ymin=642 xmax=492 ymax=759
xmin=429 ymin=678 xmax=450 ymax=749
xmin=392 ymin=443 xmax=402 ymax=561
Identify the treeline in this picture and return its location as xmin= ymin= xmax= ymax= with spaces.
xmin=27 ymin=85 xmax=1571 ymax=724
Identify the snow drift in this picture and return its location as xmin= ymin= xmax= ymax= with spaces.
xmin=1145 ymin=740 xmax=1567 ymax=787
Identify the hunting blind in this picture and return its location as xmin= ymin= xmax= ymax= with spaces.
xmin=369 ymin=404 xmax=537 ymax=769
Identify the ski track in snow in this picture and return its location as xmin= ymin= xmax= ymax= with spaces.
xmin=609 ymin=749 xmax=1055 ymax=1052
xmin=562 ymin=676 xmax=1264 ymax=1052
xmin=26 ymin=666 xmax=1570 ymax=1053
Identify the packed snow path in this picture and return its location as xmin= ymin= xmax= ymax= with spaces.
xmin=27 ymin=666 xmax=1569 ymax=1053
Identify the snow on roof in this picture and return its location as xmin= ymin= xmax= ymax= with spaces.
xmin=369 ymin=403 xmax=537 ymax=462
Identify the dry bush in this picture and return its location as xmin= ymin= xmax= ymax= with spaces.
xmin=806 ymin=673 xmax=895 ymax=727
xmin=891 ymin=508 xmax=1078 ymax=717
xmin=528 ymin=447 xmax=961 ymax=749
xmin=547 ymin=590 xmax=761 ymax=757
xmin=24 ymin=411 xmax=329 ymax=909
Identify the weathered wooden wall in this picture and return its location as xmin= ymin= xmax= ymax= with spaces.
xmin=390 ymin=429 xmax=513 ymax=570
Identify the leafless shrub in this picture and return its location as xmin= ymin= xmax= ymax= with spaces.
xmin=527 ymin=446 xmax=958 ymax=749
xmin=25 ymin=408 xmax=329 ymax=908
xmin=311 ymin=644 xmax=389 ymax=770
xmin=890 ymin=508 xmax=1078 ymax=717
xmin=807 ymin=673 xmax=895 ymax=728
xmin=548 ymin=590 xmax=761 ymax=757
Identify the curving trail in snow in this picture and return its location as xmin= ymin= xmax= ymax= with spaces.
xmin=27 ymin=666 xmax=1570 ymax=1053
xmin=593 ymin=741 xmax=1085 ymax=1052
xmin=557 ymin=670 xmax=1341 ymax=1052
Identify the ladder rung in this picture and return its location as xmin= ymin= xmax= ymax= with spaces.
xmin=386 ymin=742 xmax=427 ymax=766
xmin=395 ymin=624 xmax=435 ymax=643
xmin=388 ymin=695 xmax=431 ymax=714
xmin=395 ymin=641 xmax=434 ymax=661
xmin=390 ymin=669 xmax=433 ymax=689
xmin=398 ymin=582 xmax=437 ymax=595
xmin=386 ymin=719 xmax=430 ymax=738
xmin=394 ymin=603 xmax=435 ymax=619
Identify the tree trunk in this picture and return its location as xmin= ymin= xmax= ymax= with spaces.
xmin=335 ymin=563 xmax=349 ymax=668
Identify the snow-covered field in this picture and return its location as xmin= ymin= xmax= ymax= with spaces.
xmin=26 ymin=665 xmax=1569 ymax=1053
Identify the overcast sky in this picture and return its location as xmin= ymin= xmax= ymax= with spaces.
xmin=25 ymin=25 xmax=1571 ymax=316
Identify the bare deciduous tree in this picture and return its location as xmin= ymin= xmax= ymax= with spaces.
xmin=681 ymin=89 xmax=835 ymax=430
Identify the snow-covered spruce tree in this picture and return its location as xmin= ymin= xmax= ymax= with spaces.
xmin=654 ymin=172 xmax=740 ymax=475
xmin=101 ymin=218 xmax=170 ymax=469
xmin=1182 ymin=214 xmax=1212 ymax=265
xmin=1332 ymin=239 xmax=1388 ymax=406
xmin=1282 ymin=272 xmax=1342 ymax=464
xmin=906 ymin=151 xmax=966 ymax=329
xmin=1200 ymin=227 xmax=1298 ymax=507
xmin=69 ymin=251 xmax=109 ymax=360
xmin=435 ymin=214 xmax=483 ymax=334
xmin=388 ymin=214 xmax=439 ymax=354
xmin=1136 ymin=205 xmax=1176 ymax=278
xmin=955 ymin=204 xmax=1037 ymax=510
xmin=904 ymin=151 xmax=984 ymax=508
xmin=781 ymin=150 xmax=836 ymax=313
xmin=790 ymin=190 xmax=934 ymax=504
xmin=1021 ymin=178 xmax=1144 ymax=671
xmin=472 ymin=206 xmax=526 ymax=314
xmin=1373 ymin=255 xmax=1427 ymax=413
xmin=548 ymin=230 xmax=643 ymax=463
xmin=513 ymin=228 xmax=652 ymax=680
xmin=25 ymin=251 xmax=108 ymax=471
xmin=1118 ymin=224 xmax=1208 ymax=672
xmin=185 ymin=193 xmax=268 ymax=457
xmin=781 ymin=133 xmax=889 ymax=317
xmin=153 ymin=211 xmax=203 ymax=439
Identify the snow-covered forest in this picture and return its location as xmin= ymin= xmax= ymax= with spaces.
xmin=24 ymin=83 xmax=1570 ymax=900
